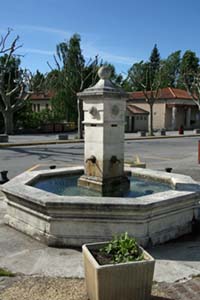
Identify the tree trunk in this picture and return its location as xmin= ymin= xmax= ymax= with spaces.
xmin=198 ymin=110 xmax=200 ymax=129
xmin=149 ymin=103 xmax=154 ymax=136
xmin=77 ymin=98 xmax=84 ymax=139
xmin=3 ymin=110 xmax=14 ymax=135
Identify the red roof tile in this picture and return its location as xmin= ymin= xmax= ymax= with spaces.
xmin=130 ymin=87 xmax=193 ymax=100
xmin=30 ymin=91 xmax=55 ymax=101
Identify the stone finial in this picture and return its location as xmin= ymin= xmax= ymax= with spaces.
xmin=98 ymin=66 xmax=112 ymax=80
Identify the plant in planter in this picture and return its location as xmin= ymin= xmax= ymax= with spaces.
xmin=82 ymin=233 xmax=155 ymax=300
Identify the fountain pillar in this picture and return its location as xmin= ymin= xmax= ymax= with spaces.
xmin=77 ymin=66 xmax=130 ymax=195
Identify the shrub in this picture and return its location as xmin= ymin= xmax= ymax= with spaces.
xmin=100 ymin=232 xmax=144 ymax=264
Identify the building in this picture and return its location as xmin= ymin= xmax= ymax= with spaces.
xmin=126 ymin=104 xmax=149 ymax=132
xmin=128 ymin=87 xmax=200 ymax=130
xmin=29 ymin=92 xmax=53 ymax=112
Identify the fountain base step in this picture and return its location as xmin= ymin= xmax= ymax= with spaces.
xmin=78 ymin=174 xmax=130 ymax=196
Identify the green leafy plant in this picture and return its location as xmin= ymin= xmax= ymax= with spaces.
xmin=100 ymin=232 xmax=144 ymax=264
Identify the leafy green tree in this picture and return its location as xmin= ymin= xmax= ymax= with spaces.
xmin=160 ymin=51 xmax=181 ymax=88
xmin=48 ymin=34 xmax=85 ymax=121
xmin=48 ymin=34 xmax=99 ymax=138
xmin=180 ymin=50 xmax=199 ymax=74
xmin=17 ymin=104 xmax=56 ymax=130
xmin=30 ymin=70 xmax=46 ymax=93
xmin=178 ymin=50 xmax=199 ymax=89
xmin=103 ymin=62 xmax=123 ymax=86
xmin=127 ymin=61 xmax=150 ymax=91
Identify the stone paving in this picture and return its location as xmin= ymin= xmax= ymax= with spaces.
xmin=1 ymin=190 xmax=200 ymax=299
xmin=1 ymin=134 xmax=200 ymax=299
xmin=155 ymin=277 xmax=200 ymax=300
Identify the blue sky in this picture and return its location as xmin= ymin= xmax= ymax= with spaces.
xmin=1 ymin=0 xmax=200 ymax=75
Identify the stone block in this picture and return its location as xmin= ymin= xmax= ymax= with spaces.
xmin=193 ymin=129 xmax=200 ymax=134
xmin=140 ymin=131 xmax=146 ymax=137
xmin=0 ymin=134 xmax=8 ymax=143
xmin=160 ymin=129 xmax=166 ymax=136
xmin=58 ymin=134 xmax=68 ymax=140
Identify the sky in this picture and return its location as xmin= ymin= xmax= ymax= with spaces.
xmin=1 ymin=0 xmax=200 ymax=76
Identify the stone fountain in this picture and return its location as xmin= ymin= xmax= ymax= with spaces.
xmin=1 ymin=66 xmax=200 ymax=247
xmin=78 ymin=66 xmax=130 ymax=195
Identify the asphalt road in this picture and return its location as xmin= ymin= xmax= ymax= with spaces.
xmin=0 ymin=136 xmax=200 ymax=181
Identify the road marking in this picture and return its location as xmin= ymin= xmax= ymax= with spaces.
xmin=26 ymin=164 xmax=41 ymax=172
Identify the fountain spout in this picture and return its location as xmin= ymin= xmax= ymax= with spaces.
xmin=78 ymin=65 xmax=130 ymax=194
xmin=86 ymin=155 xmax=96 ymax=164
xmin=110 ymin=155 xmax=120 ymax=164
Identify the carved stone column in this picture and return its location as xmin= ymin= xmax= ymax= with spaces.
xmin=186 ymin=107 xmax=191 ymax=128
xmin=77 ymin=66 xmax=130 ymax=195
xmin=172 ymin=106 xmax=177 ymax=130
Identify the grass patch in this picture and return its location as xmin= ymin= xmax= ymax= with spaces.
xmin=0 ymin=268 xmax=15 ymax=277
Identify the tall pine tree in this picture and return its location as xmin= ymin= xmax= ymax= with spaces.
xmin=149 ymin=44 xmax=160 ymax=83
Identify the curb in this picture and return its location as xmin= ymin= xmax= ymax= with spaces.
xmin=0 ymin=134 xmax=200 ymax=148
xmin=0 ymin=138 xmax=84 ymax=148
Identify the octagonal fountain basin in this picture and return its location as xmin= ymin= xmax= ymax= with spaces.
xmin=1 ymin=166 xmax=200 ymax=247
xmin=32 ymin=172 xmax=171 ymax=198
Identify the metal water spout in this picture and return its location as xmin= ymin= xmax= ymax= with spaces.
xmin=110 ymin=156 xmax=120 ymax=164
xmin=86 ymin=155 xmax=96 ymax=164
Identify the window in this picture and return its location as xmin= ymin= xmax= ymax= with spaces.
xmin=37 ymin=104 xmax=40 ymax=112
xmin=46 ymin=104 xmax=49 ymax=109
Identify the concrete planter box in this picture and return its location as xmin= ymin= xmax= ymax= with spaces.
xmin=83 ymin=242 xmax=155 ymax=300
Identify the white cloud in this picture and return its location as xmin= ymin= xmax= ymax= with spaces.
xmin=15 ymin=25 xmax=71 ymax=38
xmin=23 ymin=47 xmax=54 ymax=55
xmin=83 ymin=43 xmax=135 ymax=66
xmin=97 ymin=51 xmax=135 ymax=65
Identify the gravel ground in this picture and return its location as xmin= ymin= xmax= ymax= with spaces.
xmin=0 ymin=276 xmax=168 ymax=300
xmin=0 ymin=277 xmax=87 ymax=300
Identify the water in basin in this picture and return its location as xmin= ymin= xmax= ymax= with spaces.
xmin=32 ymin=175 xmax=171 ymax=197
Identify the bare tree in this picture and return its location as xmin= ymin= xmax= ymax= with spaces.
xmin=183 ymin=72 xmax=200 ymax=127
xmin=0 ymin=29 xmax=32 ymax=134
xmin=129 ymin=62 xmax=162 ymax=136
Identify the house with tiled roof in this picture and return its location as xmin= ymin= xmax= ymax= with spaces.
xmin=29 ymin=91 xmax=54 ymax=112
xmin=128 ymin=87 xmax=199 ymax=130
xmin=126 ymin=104 xmax=149 ymax=132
